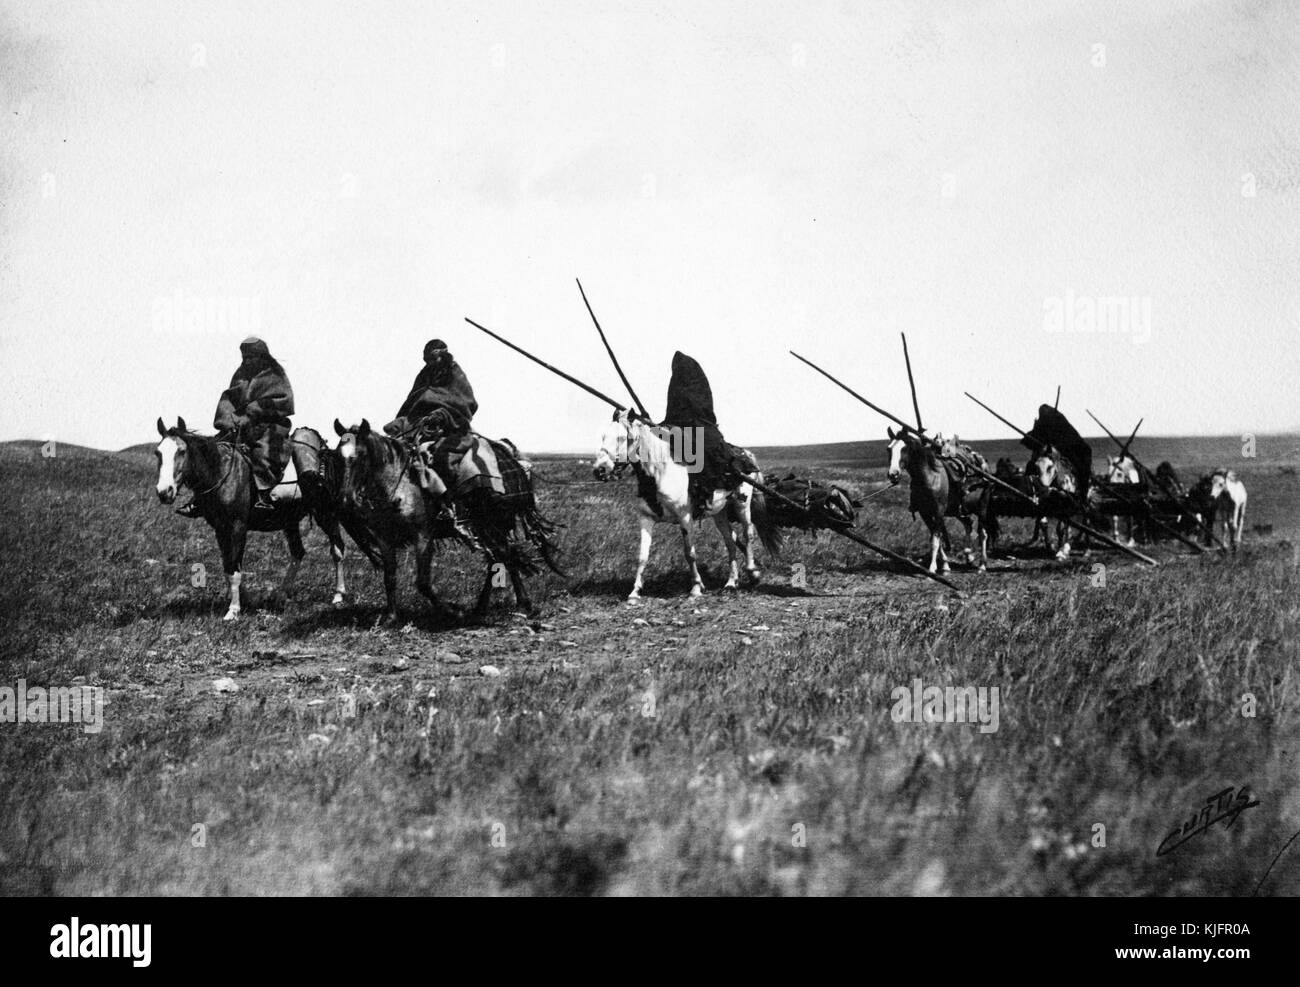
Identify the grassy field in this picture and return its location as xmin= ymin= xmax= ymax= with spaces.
xmin=1 ymin=435 xmax=1298 ymax=895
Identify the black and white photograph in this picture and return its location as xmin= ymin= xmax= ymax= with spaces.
xmin=0 ymin=0 xmax=1296 ymax=936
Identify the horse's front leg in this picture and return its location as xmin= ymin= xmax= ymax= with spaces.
xmin=975 ymin=517 xmax=989 ymax=573
xmin=713 ymin=512 xmax=741 ymax=590
xmin=738 ymin=501 xmax=760 ymax=583
xmin=415 ymin=531 xmax=460 ymax=622
xmin=222 ymin=520 xmax=248 ymax=621
xmin=325 ymin=518 xmax=348 ymax=608
xmin=380 ymin=544 xmax=400 ymax=623
xmin=628 ymin=516 xmax=654 ymax=601
xmin=680 ymin=518 xmax=705 ymax=598
xmin=1055 ymin=521 xmax=1073 ymax=561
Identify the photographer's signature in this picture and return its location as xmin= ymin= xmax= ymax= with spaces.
xmin=1155 ymin=785 xmax=1259 ymax=857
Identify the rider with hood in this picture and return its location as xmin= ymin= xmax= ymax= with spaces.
xmin=182 ymin=336 xmax=294 ymax=515
xmin=383 ymin=338 xmax=478 ymax=531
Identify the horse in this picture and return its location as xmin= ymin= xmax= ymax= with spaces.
xmin=1102 ymin=454 xmax=1142 ymax=546
xmin=886 ymin=428 xmax=994 ymax=573
xmin=1024 ymin=444 xmax=1082 ymax=561
xmin=289 ymin=426 xmax=388 ymax=607
xmin=592 ymin=410 xmax=781 ymax=600
xmin=333 ymin=419 xmax=562 ymax=622
xmin=1190 ymin=469 xmax=1248 ymax=552
xmin=154 ymin=416 xmax=316 ymax=620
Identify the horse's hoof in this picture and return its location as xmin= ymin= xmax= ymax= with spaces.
xmin=747 ymin=569 xmax=762 ymax=584
xmin=330 ymin=594 xmax=347 ymax=609
xmin=222 ymin=611 xmax=239 ymax=622
xmin=626 ymin=592 xmax=641 ymax=603
xmin=689 ymin=586 xmax=703 ymax=599
xmin=723 ymin=581 xmax=739 ymax=591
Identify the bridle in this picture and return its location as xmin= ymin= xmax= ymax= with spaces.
xmin=171 ymin=430 xmax=245 ymax=500
xmin=341 ymin=428 xmax=417 ymax=507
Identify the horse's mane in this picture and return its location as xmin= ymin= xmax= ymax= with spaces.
xmin=340 ymin=425 xmax=405 ymax=502
xmin=174 ymin=429 xmax=227 ymax=482
xmin=629 ymin=419 xmax=675 ymax=471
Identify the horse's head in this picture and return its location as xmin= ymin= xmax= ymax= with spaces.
xmin=154 ymin=415 xmax=191 ymax=503
xmin=885 ymin=427 xmax=907 ymax=483
xmin=1107 ymin=454 xmax=1138 ymax=484
xmin=1208 ymin=468 xmax=1235 ymax=500
xmin=593 ymin=410 xmax=634 ymax=481
xmin=1027 ymin=444 xmax=1063 ymax=496
xmin=333 ymin=418 xmax=369 ymax=461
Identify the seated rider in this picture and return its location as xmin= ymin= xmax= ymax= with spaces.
xmin=383 ymin=338 xmax=478 ymax=534
xmin=659 ymin=351 xmax=747 ymax=517
xmin=181 ymin=336 xmax=294 ymax=516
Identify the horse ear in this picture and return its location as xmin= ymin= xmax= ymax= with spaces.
xmin=359 ymin=419 xmax=371 ymax=436
xmin=886 ymin=426 xmax=896 ymax=440
xmin=333 ymin=418 xmax=345 ymax=437
xmin=156 ymin=417 xmax=167 ymax=437
xmin=176 ymin=416 xmax=187 ymax=433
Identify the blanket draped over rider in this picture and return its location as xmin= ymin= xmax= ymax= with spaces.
xmin=1022 ymin=404 xmax=1093 ymax=500
xmin=213 ymin=336 xmax=295 ymax=492
xmin=659 ymin=351 xmax=754 ymax=508
xmin=383 ymin=339 xmax=478 ymax=487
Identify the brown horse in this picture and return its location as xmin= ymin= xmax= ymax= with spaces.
xmin=154 ymin=416 xmax=335 ymax=620
xmin=886 ymin=428 xmax=994 ymax=572
xmin=333 ymin=419 xmax=562 ymax=622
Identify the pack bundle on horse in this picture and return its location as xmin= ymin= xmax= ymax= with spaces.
xmin=331 ymin=418 xmax=561 ymax=622
xmin=761 ymin=474 xmax=862 ymax=532
xmin=155 ymin=416 xmax=330 ymax=620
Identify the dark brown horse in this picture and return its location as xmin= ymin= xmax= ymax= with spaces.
xmin=333 ymin=419 xmax=562 ymax=622
xmin=155 ymin=416 xmax=330 ymax=620
xmin=886 ymin=428 xmax=994 ymax=572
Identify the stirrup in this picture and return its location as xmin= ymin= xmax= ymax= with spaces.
xmin=440 ymin=503 xmax=480 ymax=551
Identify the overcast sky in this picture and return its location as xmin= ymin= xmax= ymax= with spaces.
xmin=2 ymin=0 xmax=1296 ymax=453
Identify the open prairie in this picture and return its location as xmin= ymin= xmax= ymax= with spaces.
xmin=1 ymin=434 xmax=1298 ymax=896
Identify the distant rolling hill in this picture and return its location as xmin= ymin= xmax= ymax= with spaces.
xmin=4 ymin=432 xmax=1299 ymax=474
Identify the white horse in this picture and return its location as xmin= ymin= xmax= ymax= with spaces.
xmin=592 ymin=410 xmax=781 ymax=600
xmin=1206 ymin=469 xmax=1248 ymax=552
xmin=1105 ymin=454 xmax=1141 ymax=547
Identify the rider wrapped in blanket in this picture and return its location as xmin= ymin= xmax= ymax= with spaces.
xmin=188 ymin=336 xmax=294 ymax=515
xmin=383 ymin=338 xmax=478 ymax=533
xmin=659 ymin=351 xmax=756 ymax=516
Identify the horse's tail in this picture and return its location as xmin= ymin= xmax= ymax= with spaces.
xmin=748 ymin=473 xmax=783 ymax=558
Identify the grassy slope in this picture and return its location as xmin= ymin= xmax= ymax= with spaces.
xmin=0 ymin=441 xmax=1298 ymax=895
